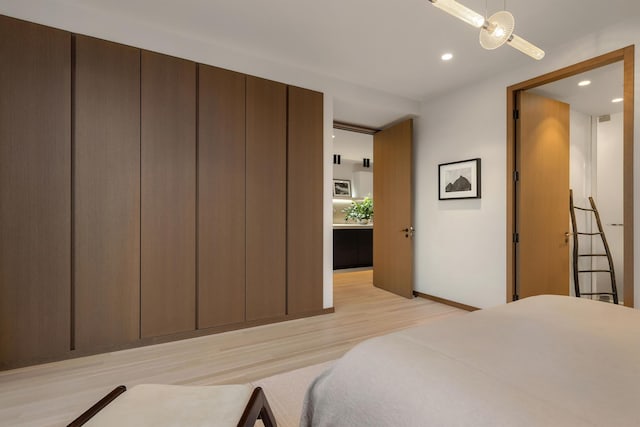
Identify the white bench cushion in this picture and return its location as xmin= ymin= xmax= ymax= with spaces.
xmin=85 ymin=384 xmax=253 ymax=427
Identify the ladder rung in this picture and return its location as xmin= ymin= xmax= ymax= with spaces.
xmin=571 ymin=194 xmax=618 ymax=303
xmin=578 ymin=269 xmax=612 ymax=273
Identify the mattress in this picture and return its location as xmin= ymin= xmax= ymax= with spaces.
xmin=300 ymin=295 xmax=640 ymax=426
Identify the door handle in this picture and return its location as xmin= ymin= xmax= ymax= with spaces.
xmin=401 ymin=226 xmax=415 ymax=238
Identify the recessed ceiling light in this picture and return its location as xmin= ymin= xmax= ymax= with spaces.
xmin=441 ymin=53 xmax=453 ymax=61
xmin=612 ymin=97 xmax=624 ymax=103
xmin=578 ymin=80 xmax=591 ymax=87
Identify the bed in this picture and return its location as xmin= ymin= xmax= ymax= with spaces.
xmin=300 ymin=295 xmax=640 ymax=426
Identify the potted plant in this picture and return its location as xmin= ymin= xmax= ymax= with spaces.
xmin=343 ymin=196 xmax=373 ymax=224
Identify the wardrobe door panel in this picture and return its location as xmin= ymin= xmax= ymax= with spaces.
xmin=245 ymin=77 xmax=287 ymax=321
xmin=0 ymin=16 xmax=71 ymax=367
xmin=198 ymin=65 xmax=246 ymax=328
xmin=287 ymin=87 xmax=324 ymax=314
xmin=141 ymin=51 xmax=196 ymax=338
xmin=74 ymin=35 xmax=141 ymax=349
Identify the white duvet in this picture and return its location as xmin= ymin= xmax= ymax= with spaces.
xmin=300 ymin=295 xmax=640 ymax=426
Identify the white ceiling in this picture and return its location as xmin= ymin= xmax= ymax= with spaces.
xmin=530 ymin=62 xmax=624 ymax=117
xmin=333 ymin=129 xmax=373 ymax=162
xmin=39 ymin=0 xmax=639 ymax=127
xmin=69 ymin=0 xmax=640 ymax=100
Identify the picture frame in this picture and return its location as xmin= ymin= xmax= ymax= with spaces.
xmin=438 ymin=158 xmax=481 ymax=200
xmin=333 ymin=179 xmax=352 ymax=198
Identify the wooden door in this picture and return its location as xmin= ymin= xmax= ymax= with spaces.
xmin=0 ymin=16 xmax=71 ymax=367
xmin=287 ymin=86 xmax=324 ymax=315
xmin=197 ymin=65 xmax=246 ymax=329
xmin=516 ymin=91 xmax=570 ymax=298
xmin=141 ymin=51 xmax=196 ymax=338
xmin=74 ymin=35 xmax=141 ymax=349
xmin=373 ymin=119 xmax=414 ymax=298
xmin=245 ymin=76 xmax=287 ymax=321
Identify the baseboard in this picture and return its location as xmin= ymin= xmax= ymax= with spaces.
xmin=413 ymin=291 xmax=479 ymax=312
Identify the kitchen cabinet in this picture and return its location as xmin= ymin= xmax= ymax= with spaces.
xmin=333 ymin=228 xmax=373 ymax=269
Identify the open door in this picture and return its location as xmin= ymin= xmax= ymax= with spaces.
xmin=508 ymin=47 xmax=634 ymax=307
xmin=516 ymin=91 xmax=570 ymax=298
xmin=373 ymin=119 xmax=413 ymax=298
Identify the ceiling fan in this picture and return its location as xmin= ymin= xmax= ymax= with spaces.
xmin=428 ymin=0 xmax=545 ymax=60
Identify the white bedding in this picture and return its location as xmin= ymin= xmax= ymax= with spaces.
xmin=300 ymin=295 xmax=640 ymax=426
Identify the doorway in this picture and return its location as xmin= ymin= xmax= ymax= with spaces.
xmin=331 ymin=125 xmax=375 ymax=272
xmin=332 ymin=119 xmax=415 ymax=300
xmin=507 ymin=46 xmax=635 ymax=307
xmin=529 ymin=63 xmax=626 ymax=303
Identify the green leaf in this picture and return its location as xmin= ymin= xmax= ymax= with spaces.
xmin=342 ymin=196 xmax=374 ymax=222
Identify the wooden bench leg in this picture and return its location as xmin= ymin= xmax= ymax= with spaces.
xmin=238 ymin=387 xmax=277 ymax=427
xmin=67 ymin=385 xmax=127 ymax=427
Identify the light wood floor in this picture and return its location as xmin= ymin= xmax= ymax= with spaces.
xmin=0 ymin=270 xmax=466 ymax=426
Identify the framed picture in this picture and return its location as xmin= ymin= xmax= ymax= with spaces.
xmin=333 ymin=179 xmax=352 ymax=198
xmin=438 ymin=158 xmax=481 ymax=200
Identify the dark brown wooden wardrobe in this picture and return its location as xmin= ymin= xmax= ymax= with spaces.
xmin=0 ymin=13 xmax=325 ymax=369
xmin=287 ymin=87 xmax=324 ymax=315
xmin=0 ymin=16 xmax=71 ymax=368
xmin=73 ymin=35 xmax=141 ymax=350
xmin=140 ymin=51 xmax=197 ymax=338
xmin=245 ymin=76 xmax=288 ymax=321
xmin=197 ymin=65 xmax=247 ymax=329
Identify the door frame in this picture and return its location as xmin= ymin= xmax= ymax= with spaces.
xmin=506 ymin=46 xmax=635 ymax=307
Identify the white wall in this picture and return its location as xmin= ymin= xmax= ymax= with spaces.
xmin=415 ymin=81 xmax=506 ymax=308
xmin=333 ymin=162 xmax=358 ymax=183
xmin=569 ymin=110 xmax=593 ymax=297
xmin=595 ymin=112 xmax=625 ymax=301
xmin=332 ymin=129 xmax=374 ymax=163
xmin=415 ymin=18 xmax=640 ymax=309
xmin=323 ymin=95 xmax=335 ymax=308
xmin=352 ymin=171 xmax=373 ymax=199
